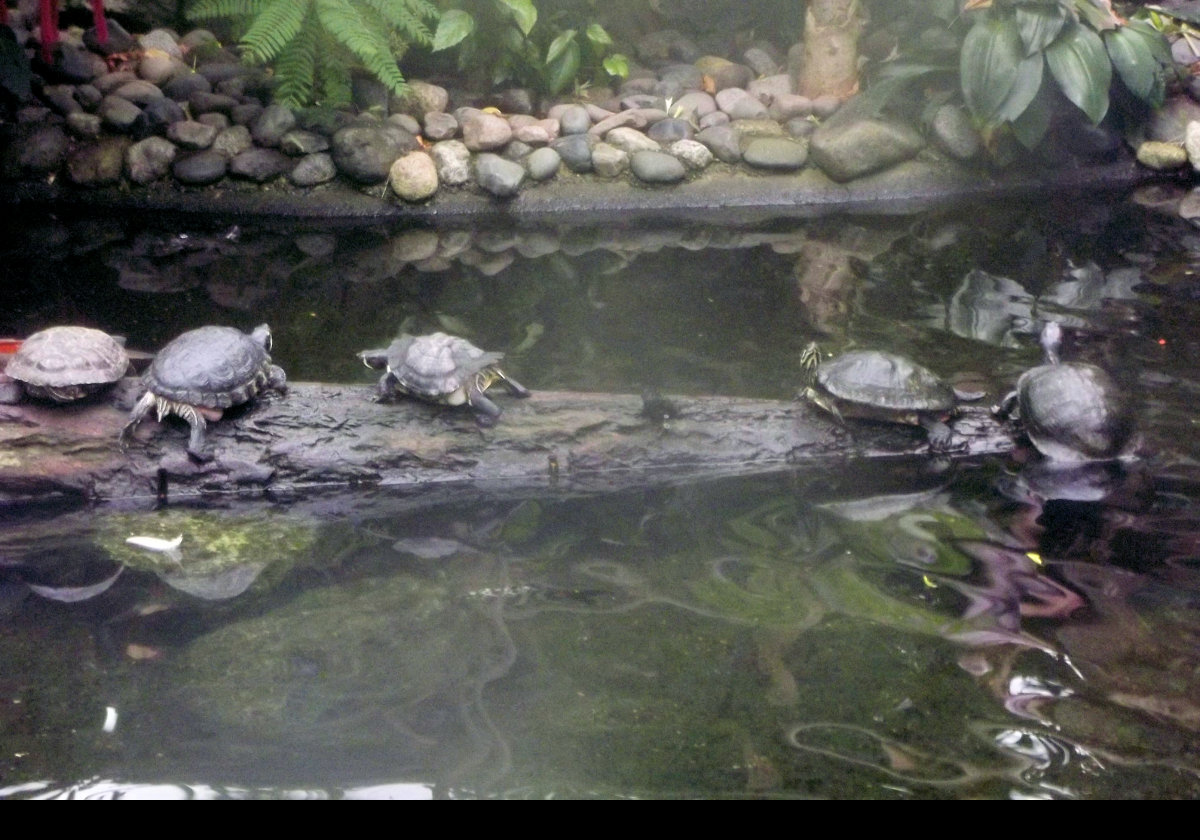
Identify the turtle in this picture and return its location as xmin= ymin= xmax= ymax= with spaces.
xmin=802 ymin=349 xmax=958 ymax=449
xmin=0 ymin=326 xmax=130 ymax=404
xmin=121 ymin=324 xmax=287 ymax=462
xmin=357 ymin=332 xmax=530 ymax=426
xmin=994 ymin=321 xmax=1134 ymax=463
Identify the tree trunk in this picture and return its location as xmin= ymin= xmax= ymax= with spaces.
xmin=799 ymin=0 xmax=865 ymax=100
xmin=0 ymin=379 xmax=1016 ymax=511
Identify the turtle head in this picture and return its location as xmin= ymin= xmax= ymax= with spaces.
xmin=1039 ymin=321 xmax=1063 ymax=366
xmin=251 ymin=324 xmax=273 ymax=353
xmin=358 ymin=348 xmax=390 ymax=370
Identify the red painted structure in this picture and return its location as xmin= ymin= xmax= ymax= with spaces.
xmin=0 ymin=1 xmax=109 ymax=62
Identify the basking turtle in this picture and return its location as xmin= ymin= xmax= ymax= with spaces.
xmin=995 ymin=322 xmax=1133 ymax=462
xmin=121 ymin=324 xmax=287 ymax=462
xmin=358 ymin=332 xmax=530 ymax=426
xmin=803 ymin=349 xmax=958 ymax=449
xmin=0 ymin=326 xmax=129 ymax=404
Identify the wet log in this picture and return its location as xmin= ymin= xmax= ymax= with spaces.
xmin=0 ymin=379 xmax=1016 ymax=510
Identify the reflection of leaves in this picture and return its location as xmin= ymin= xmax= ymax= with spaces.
xmin=691 ymin=558 xmax=824 ymax=627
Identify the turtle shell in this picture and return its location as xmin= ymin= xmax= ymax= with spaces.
xmin=388 ymin=332 xmax=503 ymax=401
xmin=816 ymin=350 xmax=955 ymax=413
xmin=145 ymin=326 xmax=276 ymax=409
xmin=6 ymin=326 xmax=128 ymax=401
xmin=1017 ymin=361 xmax=1133 ymax=462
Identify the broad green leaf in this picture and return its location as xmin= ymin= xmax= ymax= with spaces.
xmin=960 ymin=13 xmax=1026 ymax=121
xmin=586 ymin=23 xmax=613 ymax=48
xmin=545 ymin=39 xmax=581 ymax=95
xmin=1124 ymin=19 xmax=1174 ymax=65
xmin=1014 ymin=3 xmax=1066 ymax=56
xmin=1011 ymin=82 xmax=1052 ymax=148
xmin=546 ymin=29 xmax=576 ymax=66
xmin=992 ymin=52 xmax=1044 ymax=123
xmin=602 ymin=53 xmax=629 ymax=79
xmin=1106 ymin=25 xmax=1158 ymax=100
xmin=499 ymin=0 xmax=537 ymax=36
xmin=431 ymin=9 xmax=474 ymax=52
xmin=1074 ymin=0 xmax=1122 ymax=31
xmin=1045 ymin=23 xmax=1112 ymax=123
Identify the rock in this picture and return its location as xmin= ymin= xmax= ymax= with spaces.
xmin=167 ymin=120 xmax=219 ymax=151
xmin=605 ymin=126 xmax=661 ymax=154
xmin=289 ymin=152 xmax=337 ymax=187
xmin=162 ymin=72 xmax=212 ymax=101
xmin=647 ymin=117 xmax=693 ymax=144
xmin=622 ymin=93 xmax=667 ymax=111
xmin=125 ymin=135 xmax=177 ymax=184
xmin=671 ymin=91 xmax=716 ymax=120
xmin=389 ymin=113 xmax=422 ymax=135
xmin=41 ymin=44 xmax=105 ymax=84
xmin=811 ymin=95 xmax=842 ymax=119
xmin=1136 ymin=140 xmax=1187 ymax=170
xmin=743 ymin=47 xmax=781 ymax=77
xmin=636 ymin=29 xmax=700 ymax=65
xmin=514 ymin=122 xmax=554 ymax=145
xmin=709 ymin=61 xmax=755 ymax=92
xmin=389 ymin=151 xmax=439 ymax=202
xmin=1147 ymin=95 xmax=1200 ymax=142
xmin=251 ymin=103 xmax=297 ymax=148
xmin=630 ymin=149 xmax=686 ymax=183
xmin=41 ymin=85 xmax=82 ymax=116
xmin=139 ymin=28 xmax=184 ymax=59
xmin=229 ymin=148 xmax=292 ymax=182
xmin=461 ymin=111 xmax=513 ymax=151
xmin=66 ymin=112 xmax=102 ymax=139
xmin=930 ymin=104 xmax=981 ymax=161
xmin=474 ymin=153 xmax=525 ymax=197
xmin=501 ymin=139 xmax=533 ymax=160
xmin=1188 ymin=122 xmax=1200 ymax=172
xmin=590 ymin=108 xmax=667 ymax=137
xmin=669 ymin=138 xmax=713 ymax=170
xmin=86 ymin=18 xmax=136 ymax=55
xmin=279 ymin=129 xmax=329 ymax=156
xmin=698 ymin=111 xmax=730 ymax=130
xmin=331 ymin=124 xmax=420 ymax=184
xmin=66 ymin=136 xmax=129 ymax=186
xmin=398 ymin=81 xmax=449 ymax=117
xmin=142 ymin=98 xmax=186 ymax=134
xmin=99 ymin=94 xmax=143 ymax=132
xmin=785 ymin=117 xmax=817 ymax=139
xmin=497 ymin=88 xmax=535 ymax=115
xmin=352 ymin=75 xmax=390 ymax=115
xmin=212 ymin=124 xmax=253 ymax=158
xmin=198 ymin=112 xmax=230 ymax=131
xmin=748 ymin=74 xmax=793 ymax=104
xmin=1180 ymin=186 xmax=1200 ymax=225
xmin=556 ymin=104 xmax=592 ymax=135
xmin=231 ymin=102 xmax=264 ymax=127
xmin=430 ymin=139 xmax=472 ymax=185
xmin=696 ymin=124 xmax=741 ymax=163
xmin=742 ymin=136 xmax=808 ymax=170
xmin=809 ymin=117 xmax=924 ymax=182
xmin=723 ymin=96 xmax=770 ymax=121
xmin=138 ymin=50 xmax=185 ymax=86
xmin=769 ymin=94 xmax=813 ymax=121
xmin=591 ymin=142 xmax=629 ymax=177
xmin=552 ymin=133 xmax=595 ymax=172
xmin=423 ymin=111 xmax=459 ymax=141
xmin=18 ymin=125 xmax=70 ymax=173
xmin=732 ymin=118 xmax=784 ymax=139
xmin=172 ymin=149 xmax=229 ymax=185
xmin=659 ymin=63 xmax=704 ymax=92
xmin=189 ymin=91 xmax=238 ymax=116
xmin=525 ymin=146 xmax=561 ymax=180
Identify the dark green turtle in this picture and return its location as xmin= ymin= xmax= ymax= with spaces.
xmin=121 ymin=324 xmax=287 ymax=462
xmin=995 ymin=322 xmax=1133 ymax=462
xmin=803 ymin=349 xmax=958 ymax=449
xmin=358 ymin=332 xmax=530 ymax=426
xmin=0 ymin=326 xmax=129 ymax=404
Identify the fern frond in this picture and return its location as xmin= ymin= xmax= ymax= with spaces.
xmin=315 ymin=0 xmax=408 ymax=96
xmin=315 ymin=35 xmax=354 ymax=107
xmin=241 ymin=0 xmax=313 ymax=63
xmin=271 ymin=19 xmax=318 ymax=108
xmin=187 ymin=0 xmax=267 ymax=22
xmin=360 ymin=0 xmax=437 ymax=46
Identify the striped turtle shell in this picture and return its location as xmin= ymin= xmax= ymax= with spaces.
xmin=6 ymin=326 xmax=129 ymax=401
xmin=145 ymin=325 xmax=277 ymax=408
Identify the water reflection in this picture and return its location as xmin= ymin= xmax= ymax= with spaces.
xmin=3 ymin=196 xmax=1200 ymax=796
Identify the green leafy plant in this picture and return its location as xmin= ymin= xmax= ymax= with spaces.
xmin=187 ymin=0 xmax=440 ymax=108
xmin=870 ymin=0 xmax=1174 ymax=149
xmin=431 ymin=0 xmax=627 ymax=96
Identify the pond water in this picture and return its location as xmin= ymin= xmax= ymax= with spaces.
xmin=2 ymin=191 xmax=1200 ymax=799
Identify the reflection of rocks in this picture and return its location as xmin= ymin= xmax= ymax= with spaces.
xmin=946 ymin=269 xmax=1035 ymax=347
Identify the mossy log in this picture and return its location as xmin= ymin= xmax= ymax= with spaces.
xmin=0 ymin=379 xmax=1015 ymax=510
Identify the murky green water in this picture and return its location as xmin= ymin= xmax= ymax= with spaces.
xmin=2 ymin=192 xmax=1200 ymax=798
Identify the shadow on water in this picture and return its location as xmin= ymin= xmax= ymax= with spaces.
xmin=3 ymin=192 xmax=1200 ymax=798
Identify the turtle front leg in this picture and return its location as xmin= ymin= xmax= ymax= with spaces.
xmin=120 ymin=391 xmax=157 ymax=448
xmin=467 ymin=384 xmax=502 ymax=427
xmin=495 ymin=369 xmax=531 ymax=398
xmin=921 ymin=416 xmax=961 ymax=453
xmin=177 ymin=404 xmax=212 ymax=463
